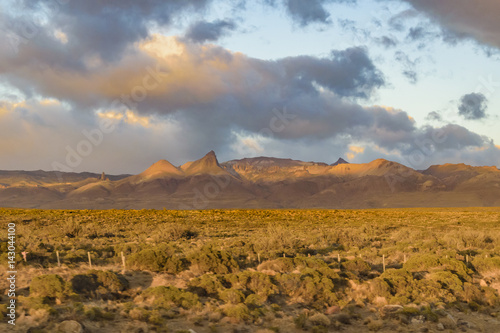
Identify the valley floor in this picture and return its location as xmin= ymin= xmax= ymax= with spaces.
xmin=1 ymin=208 xmax=500 ymax=332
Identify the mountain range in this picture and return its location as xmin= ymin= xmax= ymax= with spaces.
xmin=1 ymin=151 xmax=500 ymax=209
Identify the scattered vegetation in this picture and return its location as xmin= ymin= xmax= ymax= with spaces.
xmin=1 ymin=207 xmax=500 ymax=332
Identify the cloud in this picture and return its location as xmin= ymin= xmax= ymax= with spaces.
xmin=1 ymin=33 xmax=498 ymax=171
xmin=458 ymin=93 xmax=489 ymax=120
xmin=0 ymin=34 xmax=385 ymax=114
xmin=3 ymin=0 xmax=213 ymax=64
xmin=0 ymin=99 xmax=188 ymax=173
xmin=185 ymin=19 xmax=236 ymax=43
xmin=426 ymin=111 xmax=442 ymax=122
xmin=284 ymin=0 xmax=332 ymax=26
xmin=400 ymin=0 xmax=500 ymax=49
xmin=376 ymin=36 xmax=398 ymax=48
xmin=265 ymin=0 xmax=355 ymax=27
xmin=394 ymin=51 xmax=420 ymax=84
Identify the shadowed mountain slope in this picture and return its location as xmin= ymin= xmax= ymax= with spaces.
xmin=1 ymin=151 xmax=500 ymax=209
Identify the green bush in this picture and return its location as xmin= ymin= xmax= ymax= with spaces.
xmin=71 ymin=270 xmax=128 ymax=296
xmin=219 ymin=288 xmax=245 ymax=304
xmin=188 ymin=274 xmax=226 ymax=296
xmin=471 ymin=256 xmax=500 ymax=275
xmin=18 ymin=296 xmax=56 ymax=314
xmin=258 ymin=257 xmax=329 ymax=273
xmin=226 ymin=271 xmax=278 ymax=300
xmin=30 ymin=274 xmax=67 ymax=299
xmin=342 ymin=258 xmax=372 ymax=276
xmin=377 ymin=269 xmax=415 ymax=304
xmin=276 ymin=268 xmax=338 ymax=309
xmin=84 ymin=305 xmax=115 ymax=321
xmin=404 ymin=255 xmax=471 ymax=280
xmin=128 ymin=248 xmax=187 ymax=273
xmin=427 ymin=271 xmax=463 ymax=297
xmin=142 ymin=286 xmax=200 ymax=309
xmin=90 ymin=270 xmax=129 ymax=292
xmin=189 ymin=246 xmax=239 ymax=274
xmin=245 ymin=293 xmax=266 ymax=307
xmin=223 ymin=303 xmax=251 ymax=322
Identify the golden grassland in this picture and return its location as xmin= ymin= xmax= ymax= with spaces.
xmin=1 ymin=207 xmax=500 ymax=332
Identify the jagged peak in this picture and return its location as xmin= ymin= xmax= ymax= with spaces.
xmin=182 ymin=151 xmax=226 ymax=176
xmin=331 ymin=158 xmax=349 ymax=166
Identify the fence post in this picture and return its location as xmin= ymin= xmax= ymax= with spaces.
xmin=258 ymin=253 xmax=261 ymax=264
xmin=56 ymin=251 xmax=61 ymax=267
xmin=121 ymin=251 xmax=126 ymax=271
xmin=383 ymin=255 xmax=386 ymax=272
xmin=88 ymin=252 xmax=92 ymax=268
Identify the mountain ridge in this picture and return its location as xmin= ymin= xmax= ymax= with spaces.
xmin=1 ymin=151 xmax=500 ymax=209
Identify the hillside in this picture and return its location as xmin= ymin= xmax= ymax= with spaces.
xmin=1 ymin=151 xmax=500 ymax=209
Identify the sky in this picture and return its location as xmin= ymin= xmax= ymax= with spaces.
xmin=1 ymin=0 xmax=500 ymax=174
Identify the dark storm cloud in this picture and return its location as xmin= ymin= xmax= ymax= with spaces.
xmin=281 ymin=47 xmax=385 ymax=99
xmin=458 ymin=93 xmax=489 ymax=120
xmin=0 ymin=38 xmax=385 ymax=115
xmin=1 ymin=34 xmax=492 ymax=163
xmin=18 ymin=0 xmax=213 ymax=62
xmin=185 ymin=19 xmax=236 ymax=43
xmin=1 ymin=1 xmax=499 ymax=170
xmin=400 ymin=0 xmax=500 ymax=49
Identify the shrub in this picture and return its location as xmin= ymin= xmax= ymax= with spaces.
xmin=128 ymin=248 xmax=188 ymax=273
xmin=71 ymin=270 xmax=128 ymax=296
xmin=219 ymin=288 xmax=245 ymax=304
xmin=188 ymin=274 xmax=226 ymax=296
xmin=294 ymin=312 xmax=308 ymax=329
xmin=90 ymin=270 xmax=128 ymax=292
xmin=276 ymin=269 xmax=338 ymax=308
xmin=189 ymin=246 xmax=239 ymax=274
xmin=142 ymin=286 xmax=200 ymax=309
xmin=258 ymin=257 xmax=329 ymax=274
xmin=404 ymin=255 xmax=471 ymax=280
xmin=258 ymin=258 xmax=295 ymax=273
xmin=245 ymin=293 xmax=266 ymax=307
xmin=18 ymin=296 xmax=56 ymax=314
xmin=342 ymin=258 xmax=372 ymax=276
xmin=471 ymin=256 xmax=500 ymax=276
xmin=376 ymin=269 xmax=415 ymax=304
xmin=223 ymin=303 xmax=251 ymax=322
xmin=226 ymin=271 xmax=278 ymax=301
xmin=427 ymin=271 xmax=463 ymax=298
xmin=309 ymin=313 xmax=331 ymax=326
xmin=84 ymin=306 xmax=114 ymax=321
xmin=30 ymin=274 xmax=67 ymax=299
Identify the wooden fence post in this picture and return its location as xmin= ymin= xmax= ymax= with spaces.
xmin=383 ymin=255 xmax=386 ymax=272
xmin=56 ymin=251 xmax=61 ymax=267
xmin=88 ymin=252 xmax=92 ymax=268
xmin=121 ymin=251 xmax=126 ymax=271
